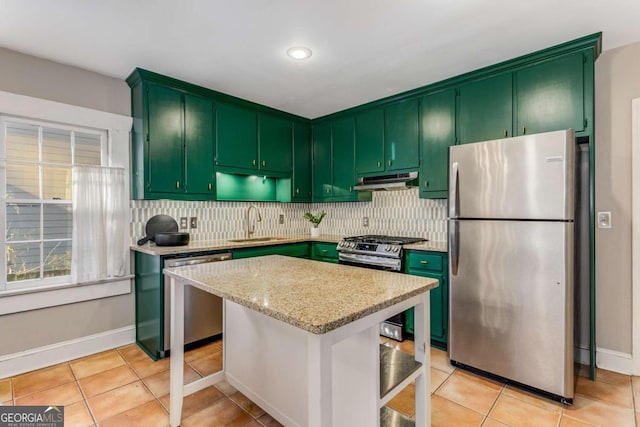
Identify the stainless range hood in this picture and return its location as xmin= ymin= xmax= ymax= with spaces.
xmin=353 ymin=171 xmax=418 ymax=191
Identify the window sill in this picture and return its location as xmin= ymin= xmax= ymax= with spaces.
xmin=0 ymin=276 xmax=133 ymax=315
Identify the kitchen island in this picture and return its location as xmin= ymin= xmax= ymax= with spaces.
xmin=164 ymin=255 xmax=438 ymax=426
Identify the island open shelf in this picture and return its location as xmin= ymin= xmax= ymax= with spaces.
xmin=164 ymin=255 xmax=438 ymax=426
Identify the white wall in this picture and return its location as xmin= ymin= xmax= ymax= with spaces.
xmin=0 ymin=47 xmax=134 ymax=358
xmin=594 ymin=41 xmax=640 ymax=354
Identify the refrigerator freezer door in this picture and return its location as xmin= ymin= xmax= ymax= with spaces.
xmin=449 ymin=129 xmax=575 ymax=220
xmin=449 ymin=219 xmax=574 ymax=399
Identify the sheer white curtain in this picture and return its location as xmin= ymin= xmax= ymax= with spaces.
xmin=71 ymin=166 xmax=127 ymax=283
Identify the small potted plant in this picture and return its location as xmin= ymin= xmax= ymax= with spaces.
xmin=304 ymin=210 xmax=326 ymax=237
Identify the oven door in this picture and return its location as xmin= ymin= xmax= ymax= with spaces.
xmin=338 ymin=252 xmax=401 ymax=271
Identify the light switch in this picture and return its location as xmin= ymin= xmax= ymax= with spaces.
xmin=179 ymin=217 xmax=188 ymax=229
xmin=363 ymin=217 xmax=369 ymax=227
xmin=279 ymin=214 xmax=285 ymax=224
xmin=597 ymin=211 xmax=611 ymax=229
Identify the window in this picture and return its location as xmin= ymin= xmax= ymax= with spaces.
xmin=1 ymin=118 xmax=106 ymax=290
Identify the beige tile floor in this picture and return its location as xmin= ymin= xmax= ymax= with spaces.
xmin=0 ymin=337 xmax=638 ymax=426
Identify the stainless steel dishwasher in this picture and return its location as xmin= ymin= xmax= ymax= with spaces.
xmin=163 ymin=252 xmax=232 ymax=351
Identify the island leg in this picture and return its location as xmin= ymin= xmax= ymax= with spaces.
xmin=169 ymin=278 xmax=185 ymax=427
xmin=308 ymin=333 xmax=332 ymax=427
xmin=413 ymin=293 xmax=431 ymax=427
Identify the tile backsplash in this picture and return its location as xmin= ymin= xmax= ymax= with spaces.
xmin=130 ymin=188 xmax=447 ymax=243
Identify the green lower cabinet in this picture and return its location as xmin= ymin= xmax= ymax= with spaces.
xmin=232 ymin=243 xmax=310 ymax=259
xmin=404 ymin=251 xmax=448 ymax=349
xmin=134 ymin=252 xmax=164 ymax=360
xmin=311 ymin=242 xmax=339 ymax=263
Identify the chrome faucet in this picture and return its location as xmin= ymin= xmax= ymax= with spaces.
xmin=245 ymin=204 xmax=262 ymax=239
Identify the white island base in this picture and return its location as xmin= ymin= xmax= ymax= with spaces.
xmin=169 ymin=281 xmax=430 ymax=426
xmin=165 ymin=257 xmax=436 ymax=427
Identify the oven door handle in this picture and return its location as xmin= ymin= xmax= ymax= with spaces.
xmin=338 ymin=253 xmax=402 ymax=270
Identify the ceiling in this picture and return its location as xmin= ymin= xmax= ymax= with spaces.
xmin=1 ymin=1 xmax=639 ymax=119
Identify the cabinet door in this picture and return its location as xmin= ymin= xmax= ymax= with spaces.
xmin=405 ymin=271 xmax=447 ymax=345
xmin=147 ymin=84 xmax=183 ymax=193
xmin=259 ymin=113 xmax=292 ymax=173
xmin=355 ymin=108 xmax=385 ymax=175
xmin=332 ymin=116 xmax=357 ymax=199
xmin=312 ymin=123 xmax=332 ymax=200
xmin=516 ymin=52 xmax=585 ymax=135
xmin=293 ymin=123 xmax=312 ymax=201
xmin=184 ymin=94 xmax=214 ymax=195
xmin=420 ymin=89 xmax=455 ymax=198
xmin=216 ymin=103 xmax=257 ymax=170
xmin=458 ymin=73 xmax=513 ymax=144
xmin=384 ymin=99 xmax=420 ymax=171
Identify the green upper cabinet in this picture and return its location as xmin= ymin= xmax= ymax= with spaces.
xmin=184 ymin=94 xmax=215 ymax=195
xmin=384 ymin=99 xmax=420 ymax=172
xmin=515 ymin=52 xmax=585 ymax=136
xmin=420 ymin=89 xmax=456 ymax=199
xmin=259 ymin=113 xmax=293 ymax=174
xmin=355 ymin=108 xmax=385 ymax=175
xmin=332 ymin=116 xmax=357 ymax=199
xmin=147 ymin=84 xmax=183 ymax=194
xmin=312 ymin=122 xmax=332 ymax=199
xmin=292 ymin=123 xmax=312 ymax=201
xmin=139 ymin=83 xmax=214 ymax=199
xmin=215 ymin=103 xmax=258 ymax=172
xmin=312 ymin=118 xmax=369 ymax=202
xmin=458 ymin=73 xmax=513 ymax=144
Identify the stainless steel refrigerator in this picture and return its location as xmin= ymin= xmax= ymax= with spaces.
xmin=448 ymin=129 xmax=575 ymax=402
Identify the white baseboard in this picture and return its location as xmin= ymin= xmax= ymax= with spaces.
xmin=0 ymin=325 xmax=135 ymax=378
xmin=596 ymin=347 xmax=633 ymax=375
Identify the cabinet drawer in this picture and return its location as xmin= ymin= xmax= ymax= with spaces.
xmin=313 ymin=242 xmax=339 ymax=260
xmin=407 ymin=252 xmax=444 ymax=272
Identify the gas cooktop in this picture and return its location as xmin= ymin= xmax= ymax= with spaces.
xmin=341 ymin=235 xmax=427 ymax=245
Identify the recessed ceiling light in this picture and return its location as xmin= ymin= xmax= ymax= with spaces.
xmin=287 ymin=46 xmax=312 ymax=60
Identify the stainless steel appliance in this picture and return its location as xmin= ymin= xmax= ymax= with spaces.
xmin=448 ymin=129 xmax=576 ymax=402
xmin=338 ymin=235 xmax=426 ymax=340
xmin=163 ymin=252 xmax=232 ymax=351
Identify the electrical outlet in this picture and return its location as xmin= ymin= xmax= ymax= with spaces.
xmin=179 ymin=217 xmax=188 ymax=229
xmin=597 ymin=211 xmax=611 ymax=229
xmin=279 ymin=214 xmax=285 ymax=224
xmin=363 ymin=216 xmax=369 ymax=227
xmin=190 ymin=217 xmax=197 ymax=229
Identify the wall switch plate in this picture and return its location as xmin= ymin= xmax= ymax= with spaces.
xmin=190 ymin=217 xmax=198 ymax=229
xmin=363 ymin=216 xmax=369 ymax=227
xmin=179 ymin=217 xmax=188 ymax=229
xmin=597 ymin=211 xmax=611 ymax=228
xmin=279 ymin=214 xmax=285 ymax=224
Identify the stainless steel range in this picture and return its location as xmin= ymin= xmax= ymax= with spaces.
xmin=337 ymin=235 xmax=425 ymax=272
xmin=337 ymin=235 xmax=426 ymax=341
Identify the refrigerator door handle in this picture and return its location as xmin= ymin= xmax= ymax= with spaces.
xmin=450 ymin=161 xmax=459 ymax=218
xmin=450 ymin=220 xmax=459 ymax=276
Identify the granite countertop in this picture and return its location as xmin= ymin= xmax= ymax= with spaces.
xmin=164 ymin=255 xmax=439 ymax=335
xmin=131 ymin=234 xmax=447 ymax=256
xmin=131 ymin=234 xmax=342 ymax=256
xmin=404 ymin=240 xmax=448 ymax=252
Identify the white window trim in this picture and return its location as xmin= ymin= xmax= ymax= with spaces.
xmin=0 ymin=90 xmax=132 ymax=312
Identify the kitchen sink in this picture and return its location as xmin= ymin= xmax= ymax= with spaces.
xmin=227 ymin=237 xmax=289 ymax=243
